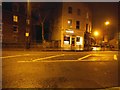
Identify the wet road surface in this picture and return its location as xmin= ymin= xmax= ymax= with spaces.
xmin=2 ymin=51 xmax=118 ymax=88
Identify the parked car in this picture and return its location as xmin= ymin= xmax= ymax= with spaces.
xmin=92 ymin=45 xmax=101 ymax=51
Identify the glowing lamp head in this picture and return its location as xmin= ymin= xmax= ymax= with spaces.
xmin=94 ymin=31 xmax=99 ymax=37
xmin=105 ymin=21 xmax=110 ymax=26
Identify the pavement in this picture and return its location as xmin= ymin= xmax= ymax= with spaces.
xmin=2 ymin=47 xmax=86 ymax=52
xmin=2 ymin=47 xmax=118 ymax=52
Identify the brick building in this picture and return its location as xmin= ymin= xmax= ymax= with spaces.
xmin=49 ymin=2 xmax=92 ymax=50
xmin=2 ymin=2 xmax=28 ymax=48
xmin=2 ymin=2 xmax=92 ymax=50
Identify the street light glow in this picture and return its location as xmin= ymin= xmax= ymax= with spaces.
xmin=94 ymin=31 xmax=99 ymax=37
xmin=105 ymin=21 xmax=110 ymax=26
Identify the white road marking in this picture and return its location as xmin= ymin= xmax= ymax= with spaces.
xmin=32 ymin=54 xmax=65 ymax=62
xmin=114 ymin=54 xmax=117 ymax=60
xmin=17 ymin=53 xmax=118 ymax=63
xmin=18 ymin=54 xmax=92 ymax=63
xmin=18 ymin=59 xmax=76 ymax=63
xmin=78 ymin=54 xmax=92 ymax=60
xmin=18 ymin=54 xmax=65 ymax=62
xmin=1 ymin=54 xmax=30 ymax=59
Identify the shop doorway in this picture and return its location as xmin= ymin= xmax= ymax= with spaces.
xmin=71 ymin=37 xmax=75 ymax=46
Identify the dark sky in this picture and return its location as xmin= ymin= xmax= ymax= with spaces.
xmin=88 ymin=2 xmax=118 ymax=39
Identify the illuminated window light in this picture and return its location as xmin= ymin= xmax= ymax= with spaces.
xmin=66 ymin=30 xmax=74 ymax=33
xmin=76 ymin=37 xmax=83 ymax=45
xmin=13 ymin=15 xmax=18 ymax=22
xmin=64 ymin=41 xmax=69 ymax=45
xmin=25 ymin=32 xmax=29 ymax=37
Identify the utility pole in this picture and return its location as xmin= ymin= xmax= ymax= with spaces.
xmin=26 ymin=0 xmax=31 ymax=49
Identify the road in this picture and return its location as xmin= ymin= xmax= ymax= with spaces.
xmin=2 ymin=50 xmax=118 ymax=88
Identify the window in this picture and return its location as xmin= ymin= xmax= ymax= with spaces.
xmin=64 ymin=35 xmax=70 ymax=45
xmin=76 ymin=21 xmax=80 ymax=29
xmin=13 ymin=15 xmax=18 ymax=22
xmin=13 ymin=25 xmax=18 ymax=33
xmin=12 ymin=4 xmax=19 ymax=12
xmin=76 ymin=37 xmax=80 ymax=42
xmin=68 ymin=7 xmax=72 ymax=14
xmin=76 ymin=36 xmax=83 ymax=45
xmin=68 ymin=19 xmax=72 ymax=28
xmin=77 ymin=9 xmax=80 ymax=15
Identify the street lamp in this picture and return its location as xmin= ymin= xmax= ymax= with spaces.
xmin=103 ymin=21 xmax=110 ymax=42
xmin=93 ymin=31 xmax=99 ymax=45
xmin=94 ymin=31 xmax=99 ymax=37
xmin=26 ymin=0 xmax=31 ymax=49
xmin=105 ymin=21 xmax=110 ymax=26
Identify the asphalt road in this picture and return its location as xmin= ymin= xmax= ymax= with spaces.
xmin=2 ymin=50 xmax=118 ymax=88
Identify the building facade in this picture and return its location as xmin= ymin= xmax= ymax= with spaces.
xmin=50 ymin=2 xmax=92 ymax=50
xmin=2 ymin=2 xmax=28 ymax=48
xmin=2 ymin=2 xmax=92 ymax=50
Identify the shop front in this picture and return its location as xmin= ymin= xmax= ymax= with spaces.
xmin=62 ymin=29 xmax=84 ymax=50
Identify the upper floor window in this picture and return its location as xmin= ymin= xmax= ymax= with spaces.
xmin=13 ymin=15 xmax=18 ymax=22
xmin=13 ymin=25 xmax=18 ymax=33
xmin=76 ymin=21 xmax=80 ymax=29
xmin=77 ymin=9 xmax=81 ymax=15
xmin=68 ymin=7 xmax=72 ymax=14
xmin=68 ymin=19 xmax=72 ymax=28
xmin=12 ymin=4 xmax=19 ymax=12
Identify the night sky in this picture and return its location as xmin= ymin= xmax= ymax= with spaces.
xmin=88 ymin=2 xmax=118 ymax=40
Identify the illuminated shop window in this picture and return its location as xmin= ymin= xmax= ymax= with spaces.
xmin=13 ymin=15 xmax=18 ymax=22
xmin=76 ymin=36 xmax=83 ymax=45
xmin=64 ymin=35 xmax=70 ymax=45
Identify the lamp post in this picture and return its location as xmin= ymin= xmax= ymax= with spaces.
xmin=26 ymin=0 xmax=31 ymax=49
xmin=103 ymin=21 xmax=110 ymax=42
xmin=93 ymin=31 xmax=99 ymax=45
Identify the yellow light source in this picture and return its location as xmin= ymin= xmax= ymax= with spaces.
xmin=25 ymin=32 xmax=29 ymax=37
xmin=94 ymin=31 xmax=99 ymax=37
xmin=66 ymin=30 xmax=74 ymax=33
xmin=68 ymin=20 xmax=71 ymax=24
xmin=105 ymin=21 xmax=110 ymax=26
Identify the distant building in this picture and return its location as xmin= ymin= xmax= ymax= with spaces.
xmin=49 ymin=2 xmax=92 ymax=50
xmin=2 ymin=2 xmax=28 ymax=48
xmin=2 ymin=2 xmax=92 ymax=50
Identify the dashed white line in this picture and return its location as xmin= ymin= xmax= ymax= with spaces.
xmin=78 ymin=54 xmax=92 ymax=60
xmin=18 ymin=54 xmax=65 ymax=62
xmin=1 ymin=54 xmax=30 ymax=59
xmin=32 ymin=54 xmax=65 ymax=62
